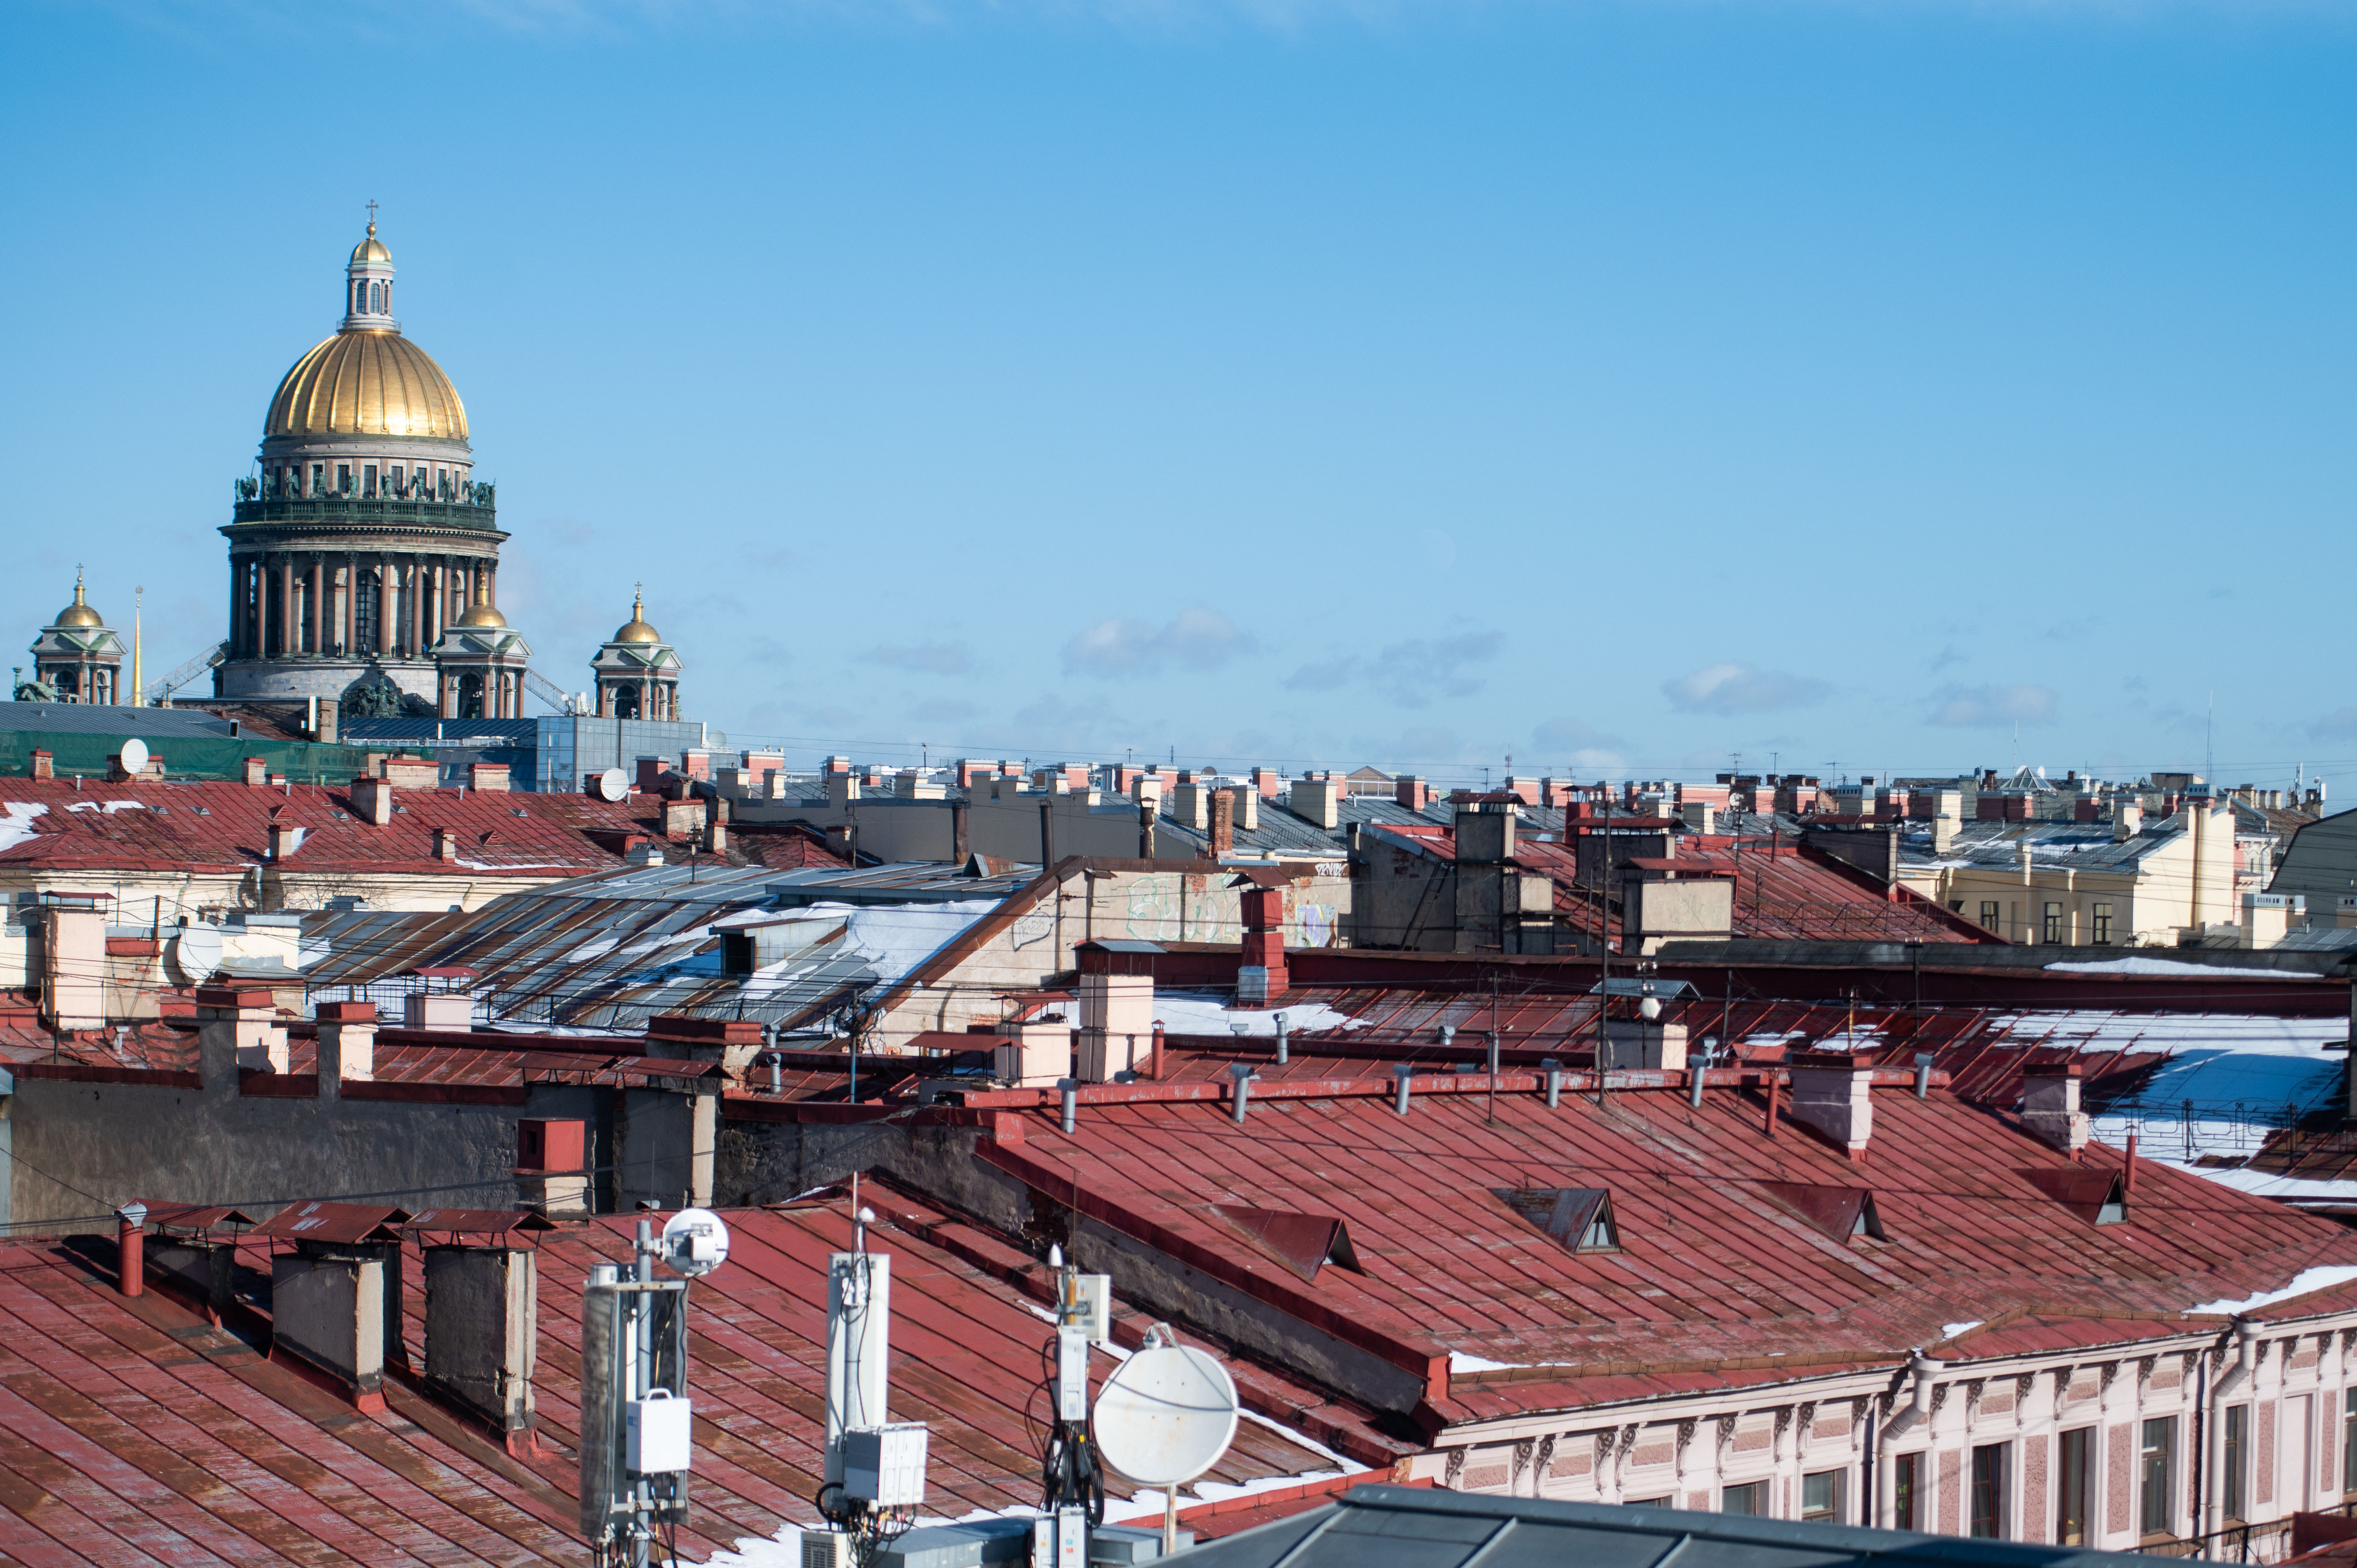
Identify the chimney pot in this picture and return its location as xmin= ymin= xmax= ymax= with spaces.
xmin=243 ymin=756 xmax=267 ymax=788
xmin=1785 ymin=1050 xmax=1875 ymax=1160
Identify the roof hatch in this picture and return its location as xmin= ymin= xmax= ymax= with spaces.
xmin=1495 ymin=1187 xmax=1619 ymax=1253
xmin=1755 ymin=1181 xmax=1885 ymax=1242
xmin=2019 ymin=1167 xmax=2129 ymax=1226
xmin=1207 ymin=1205 xmax=1362 ymax=1281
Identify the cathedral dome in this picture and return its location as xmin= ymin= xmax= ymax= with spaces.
xmin=613 ymin=590 xmax=661 ymax=644
xmin=265 ymin=330 xmax=468 ymax=441
xmin=53 ymin=578 xmax=102 ymax=629
xmin=349 ymin=223 xmax=392 ymax=266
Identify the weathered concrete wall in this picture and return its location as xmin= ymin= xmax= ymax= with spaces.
xmin=1355 ymin=838 xmax=1456 ymax=951
xmin=6 ymin=1071 xmax=679 ymax=1230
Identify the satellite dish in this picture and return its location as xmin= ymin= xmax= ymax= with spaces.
xmin=595 ymin=767 xmax=628 ymax=802
xmin=661 ymin=1208 xmax=731 ymax=1277
xmin=1091 ymin=1341 xmax=1238 ymax=1487
xmin=170 ymin=924 xmax=224 ymax=984
xmin=119 ymin=738 xmax=148 ymax=775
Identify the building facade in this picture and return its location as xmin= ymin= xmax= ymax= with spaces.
xmin=20 ymin=575 xmax=126 ymax=704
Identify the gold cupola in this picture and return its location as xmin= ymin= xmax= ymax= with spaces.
xmin=261 ymin=218 xmax=469 ymax=442
xmin=53 ymin=573 xmax=103 ymax=629
xmin=613 ymin=590 xmax=661 ymax=644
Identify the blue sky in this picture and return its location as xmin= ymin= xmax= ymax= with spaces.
xmin=2 ymin=0 xmax=2351 ymax=791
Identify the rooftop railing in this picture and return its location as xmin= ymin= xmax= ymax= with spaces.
xmin=229 ymin=475 xmax=497 ymax=530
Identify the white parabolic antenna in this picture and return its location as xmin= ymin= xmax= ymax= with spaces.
xmin=661 ymin=1208 xmax=731 ymax=1277
xmin=119 ymin=738 xmax=148 ymax=775
xmin=596 ymin=767 xmax=628 ymax=803
xmin=170 ymin=923 xmax=223 ymax=984
xmin=1092 ymin=1342 xmax=1239 ymax=1487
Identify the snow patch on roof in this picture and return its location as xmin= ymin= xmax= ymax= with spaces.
xmin=2047 ymin=957 xmax=2296 ymax=981
xmin=1152 ymin=992 xmax=1367 ymax=1035
xmin=0 ymin=803 xmax=47 ymax=852
xmin=2187 ymin=1264 xmax=2357 ymax=1318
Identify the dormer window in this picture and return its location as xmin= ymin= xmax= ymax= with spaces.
xmin=1755 ymin=1181 xmax=1886 ymax=1243
xmin=1495 ymin=1187 xmax=1619 ymax=1254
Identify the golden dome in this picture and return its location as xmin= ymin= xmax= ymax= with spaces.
xmin=265 ymin=328 xmax=468 ymax=441
xmin=455 ymin=583 xmax=507 ymax=629
xmin=54 ymin=576 xmax=103 ymax=628
xmin=350 ymin=223 xmax=391 ymax=266
xmin=614 ymin=590 xmax=661 ymax=644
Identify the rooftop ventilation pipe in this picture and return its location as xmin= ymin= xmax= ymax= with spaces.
xmin=1058 ymin=1077 xmax=1078 ymax=1134
xmin=1273 ymin=1012 xmax=1289 ymax=1066
xmin=1688 ymin=1062 xmax=1707 ymax=1109
xmin=1227 ymin=1063 xmax=1257 ymax=1124
xmin=2205 ymin=1319 xmax=2261 ymax=1534
xmin=1914 ymin=1052 xmax=1934 ymax=1099
xmin=1542 ymin=1058 xmax=1564 ymax=1109
xmin=768 ymin=1054 xmax=782 ymax=1095
xmin=115 ymin=1202 xmax=147 ymax=1298
xmin=1486 ymin=1032 xmax=1500 ymax=1078
xmin=1437 ymin=1023 xmax=1456 ymax=1051
xmin=1149 ymin=1022 xmax=1165 ymax=1079
xmin=1880 ymin=1353 xmax=1941 ymax=1441
xmin=1392 ymin=1063 xmax=1415 ymax=1115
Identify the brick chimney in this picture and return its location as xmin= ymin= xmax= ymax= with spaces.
xmin=1207 ymin=788 xmax=1234 ymax=857
xmin=1249 ymin=766 xmax=1282 ymax=799
xmin=1786 ymin=1050 xmax=1875 ymax=1160
xmin=30 ymin=749 xmax=53 ymax=781
xmin=1171 ymin=771 xmax=1209 ymax=830
xmin=196 ymin=984 xmax=286 ymax=1083
xmin=243 ymin=756 xmax=267 ymax=788
xmin=383 ymin=756 xmax=439 ymax=790
xmin=2021 ymin=1062 xmax=2090 ymax=1156
xmin=1292 ymin=772 xmax=1341 ymax=830
xmin=1230 ymin=784 xmax=1259 ymax=833
xmin=1393 ymin=775 xmax=1430 ymax=810
xmin=421 ymin=1243 xmax=539 ymax=1451
xmin=351 ymin=776 xmax=393 ymax=827
xmin=434 ymin=828 xmax=460 ymax=862
xmin=468 ymin=762 xmax=510 ymax=792
xmin=268 ymin=816 xmax=303 ymax=863
xmin=1238 ymin=885 xmax=1287 ymax=1002
xmin=316 ymin=999 xmax=377 ymax=1096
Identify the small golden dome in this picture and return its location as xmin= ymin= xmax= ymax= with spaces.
xmin=455 ymin=580 xmax=507 ymax=622
xmin=54 ymin=577 xmax=102 ymax=629
xmin=350 ymin=222 xmax=392 ymax=266
xmin=266 ymin=328 xmax=467 ymax=441
xmin=614 ymin=590 xmax=661 ymax=644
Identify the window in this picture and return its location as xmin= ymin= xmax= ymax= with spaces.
xmin=1979 ymin=901 xmax=2001 ymax=932
xmin=1893 ymin=1453 xmax=1922 ymax=1531
xmin=310 ymin=462 xmax=324 ymax=496
xmin=2043 ymin=902 xmax=2064 ymax=943
xmin=2345 ymin=1407 xmax=2357 ymax=1495
xmin=2094 ymin=903 xmax=2114 ymax=945
xmin=436 ymin=466 xmax=448 ymax=498
xmin=2225 ymin=1405 xmax=2248 ymax=1522
xmin=1969 ymin=1443 xmax=2006 ymax=1538
xmin=1721 ymin=1481 xmax=1765 ymax=1516
xmin=2057 ymin=1427 xmax=2090 ymax=1545
xmin=413 ymin=466 xmax=428 ymax=496
xmin=1624 ymin=1496 xmax=1671 ymax=1508
xmin=2141 ymin=1417 xmax=2175 ymax=1538
xmin=363 ymin=463 xmax=377 ymax=498
xmin=1801 ymin=1470 xmax=1842 ymax=1524
xmin=337 ymin=463 xmax=352 ymax=494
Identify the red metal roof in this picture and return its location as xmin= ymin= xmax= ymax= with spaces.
xmin=0 ymin=775 xmax=652 ymax=876
xmin=978 ymin=1072 xmax=2357 ymax=1427
xmin=251 ymin=1201 xmax=410 ymax=1244
xmin=0 ymin=1187 xmax=1365 ymax=1565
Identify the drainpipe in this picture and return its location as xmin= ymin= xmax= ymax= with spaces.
xmin=1880 ymin=1352 xmax=1940 ymax=1443
xmin=2205 ymin=1318 xmax=2258 ymax=1535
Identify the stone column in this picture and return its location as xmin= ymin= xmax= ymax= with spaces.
xmin=307 ymin=558 xmax=323 ymax=655
xmin=229 ymin=557 xmax=245 ymax=658
xmin=378 ymin=560 xmax=393 ymax=656
xmin=408 ymin=560 xmax=424 ymax=656
xmin=278 ymin=556 xmax=295 ymax=657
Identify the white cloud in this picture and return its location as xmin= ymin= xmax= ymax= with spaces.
xmin=1662 ymin=664 xmax=1829 ymax=716
xmin=1929 ymin=684 xmax=2056 ymax=728
xmin=1062 ymin=607 xmax=1255 ymax=676
xmin=1380 ymin=632 xmax=1502 ymax=709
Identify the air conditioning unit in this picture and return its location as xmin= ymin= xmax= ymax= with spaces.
xmin=844 ymin=1422 xmax=930 ymax=1507
xmin=803 ymin=1528 xmax=854 ymax=1568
